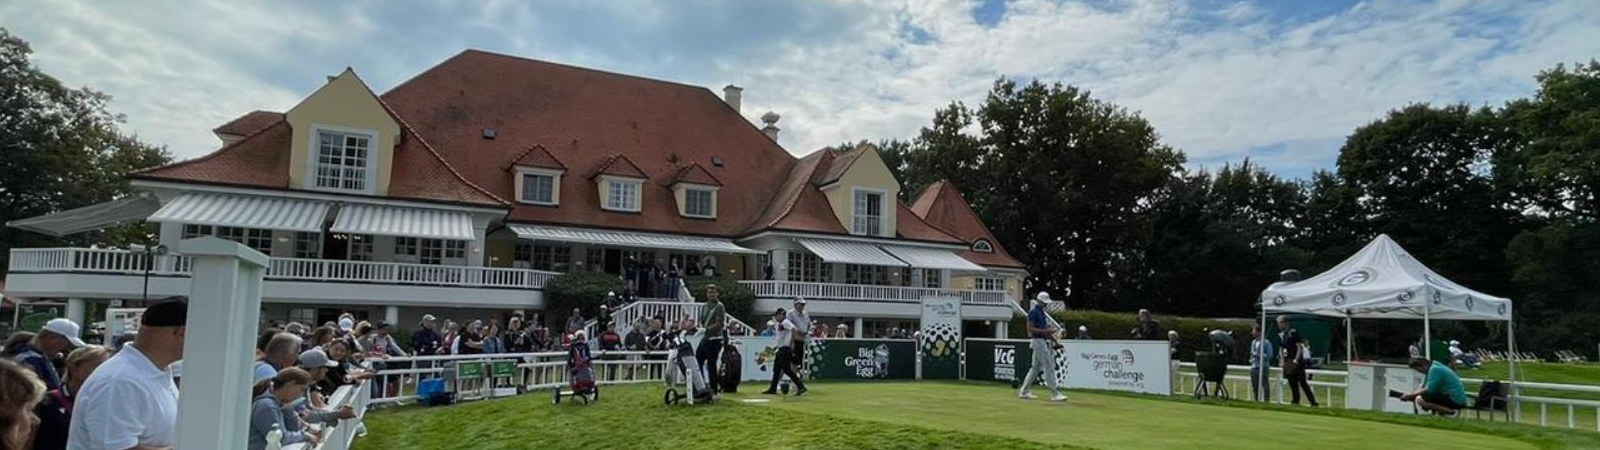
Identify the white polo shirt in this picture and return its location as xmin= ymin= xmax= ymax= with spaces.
xmin=68 ymin=343 xmax=179 ymax=450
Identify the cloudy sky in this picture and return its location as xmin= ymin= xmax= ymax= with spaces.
xmin=5 ymin=0 xmax=1597 ymax=179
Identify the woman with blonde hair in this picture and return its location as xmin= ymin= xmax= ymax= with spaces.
xmin=248 ymin=367 xmax=320 ymax=450
xmin=1 ymin=359 xmax=47 ymax=450
xmin=33 ymin=346 xmax=112 ymax=450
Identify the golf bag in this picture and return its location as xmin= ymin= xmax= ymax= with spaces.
xmin=720 ymin=343 xmax=742 ymax=393
xmin=671 ymin=333 xmax=713 ymax=402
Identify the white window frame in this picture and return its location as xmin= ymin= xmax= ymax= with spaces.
xmin=851 ymin=187 xmax=888 ymax=236
xmin=974 ymin=277 xmax=1006 ymax=292
xmin=306 ymin=124 xmax=380 ymax=195
xmin=346 ymin=234 xmax=374 ymax=261
xmin=602 ymin=176 xmax=643 ymax=212
xmin=972 ymin=239 xmax=994 ymax=253
xmin=294 ymin=232 xmax=323 ymax=259
xmin=681 ymin=185 xmax=718 ymax=218
xmin=515 ymin=167 xmax=562 ymax=206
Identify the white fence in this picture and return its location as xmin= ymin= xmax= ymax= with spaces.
xmin=9 ymin=248 xmax=559 ymax=290
xmin=1173 ymin=362 xmax=1600 ymax=432
xmin=285 ymin=379 xmax=372 ymax=450
xmin=364 ymin=351 xmax=672 ymax=406
xmin=740 ymin=280 xmax=1009 ymax=306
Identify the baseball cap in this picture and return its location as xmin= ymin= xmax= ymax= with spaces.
xmin=338 ymin=317 xmax=354 ymax=332
xmin=299 ymin=348 xmax=339 ymax=368
xmin=140 ymin=299 xmax=188 ymax=327
xmin=422 ymin=314 xmax=437 ymax=322
xmin=793 ymin=297 xmax=807 ymax=304
xmin=1036 ymin=292 xmax=1051 ymax=302
xmin=42 ymin=318 xmax=87 ymax=347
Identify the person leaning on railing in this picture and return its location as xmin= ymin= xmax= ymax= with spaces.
xmin=248 ymin=367 xmax=319 ymax=450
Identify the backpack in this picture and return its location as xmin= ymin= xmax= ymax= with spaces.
xmin=720 ymin=344 xmax=743 ymax=393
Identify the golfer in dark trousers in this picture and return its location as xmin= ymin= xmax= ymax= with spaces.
xmin=763 ymin=308 xmax=806 ymax=396
xmin=697 ymin=284 xmax=727 ymax=393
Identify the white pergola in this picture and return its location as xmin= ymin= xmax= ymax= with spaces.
xmin=1259 ymin=235 xmax=1517 ymax=383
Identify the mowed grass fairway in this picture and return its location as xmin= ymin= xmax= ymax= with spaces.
xmin=355 ymin=381 xmax=1600 ymax=450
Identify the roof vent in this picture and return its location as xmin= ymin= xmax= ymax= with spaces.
xmin=482 ymin=128 xmax=497 ymax=140
xmin=711 ymin=156 xmax=724 ymax=167
xmin=760 ymin=111 xmax=781 ymax=141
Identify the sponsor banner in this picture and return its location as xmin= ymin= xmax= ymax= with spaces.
xmin=920 ymin=296 xmax=963 ymax=379
xmin=808 ymin=339 xmax=917 ymax=380
xmin=965 ymin=339 xmax=1172 ymax=396
xmin=730 ymin=336 xmax=777 ymax=382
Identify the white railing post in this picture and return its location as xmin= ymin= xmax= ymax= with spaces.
xmin=175 ymin=237 xmax=268 ymax=450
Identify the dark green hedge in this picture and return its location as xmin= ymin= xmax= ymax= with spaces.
xmin=545 ymin=272 xmax=627 ymax=327
xmin=683 ymin=278 xmax=755 ymax=325
xmin=1010 ymin=309 xmax=1257 ymax=364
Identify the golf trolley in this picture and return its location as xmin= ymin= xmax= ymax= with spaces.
xmin=663 ymin=329 xmax=715 ymax=406
xmin=554 ymin=336 xmax=599 ymax=405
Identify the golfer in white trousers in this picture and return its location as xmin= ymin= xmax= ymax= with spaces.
xmin=1019 ymin=292 xmax=1067 ymax=402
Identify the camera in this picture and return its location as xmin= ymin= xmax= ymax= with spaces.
xmin=1387 ymin=389 xmax=1406 ymax=399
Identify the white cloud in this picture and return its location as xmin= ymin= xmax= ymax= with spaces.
xmin=6 ymin=0 xmax=1598 ymax=178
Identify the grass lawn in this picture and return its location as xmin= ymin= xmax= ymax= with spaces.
xmin=353 ymin=381 xmax=1600 ymax=450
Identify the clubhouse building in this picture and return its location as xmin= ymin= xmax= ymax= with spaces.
xmin=4 ymin=50 xmax=1028 ymax=337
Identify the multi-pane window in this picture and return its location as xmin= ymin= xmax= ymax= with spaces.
xmin=974 ymin=277 xmax=1006 ymax=291
xmin=216 ymin=226 xmax=272 ymax=254
xmin=395 ymin=237 xmax=420 ymax=262
xmin=529 ymin=243 xmax=570 ymax=271
xmin=293 ymin=232 xmax=322 ymax=259
xmin=347 ymin=234 xmax=374 ymax=261
xmin=684 ymin=189 xmax=714 ymax=217
xmin=521 ymin=173 xmax=556 ymax=205
xmin=844 ymin=264 xmax=894 ymax=286
xmin=920 ymin=268 xmax=942 ymax=288
xmin=585 ymin=248 xmax=605 ymax=273
xmin=314 ymin=130 xmax=371 ymax=191
xmin=288 ymin=308 xmax=316 ymax=325
xmin=182 ymin=224 xmax=213 ymax=239
xmin=605 ymin=179 xmax=641 ymax=211
xmin=852 ymin=190 xmax=884 ymax=235
xmin=972 ymin=239 xmax=995 ymax=253
xmin=787 ymin=252 xmax=831 ymax=283
xmin=397 ymin=237 xmax=465 ymax=265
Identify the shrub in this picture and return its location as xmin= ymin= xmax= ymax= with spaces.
xmin=1009 ymin=309 xmax=1256 ymax=364
xmin=683 ymin=278 xmax=755 ymax=325
xmin=544 ymin=272 xmax=626 ymax=327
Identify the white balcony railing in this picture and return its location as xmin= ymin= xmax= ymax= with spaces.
xmin=8 ymin=248 xmax=559 ymax=290
xmin=739 ymin=280 xmax=1009 ymax=306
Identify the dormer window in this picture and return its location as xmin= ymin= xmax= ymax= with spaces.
xmin=516 ymin=167 xmax=562 ymax=206
xmin=603 ymin=177 xmax=642 ymax=212
xmin=684 ymin=188 xmax=714 ymax=217
xmin=972 ymin=239 xmax=994 ymax=253
xmin=312 ymin=127 xmax=375 ymax=193
xmin=852 ymin=188 xmax=886 ymax=236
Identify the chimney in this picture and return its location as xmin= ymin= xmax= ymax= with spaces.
xmin=760 ymin=111 xmax=781 ymax=141
xmin=723 ymin=85 xmax=743 ymax=112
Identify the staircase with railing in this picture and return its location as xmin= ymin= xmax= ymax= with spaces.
xmin=583 ymin=300 xmax=756 ymax=339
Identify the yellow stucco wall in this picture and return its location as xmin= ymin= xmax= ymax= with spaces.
xmin=952 ymin=273 xmax=1026 ymax=303
xmin=285 ymin=68 xmax=401 ymax=195
xmin=823 ymin=149 xmax=900 ymax=238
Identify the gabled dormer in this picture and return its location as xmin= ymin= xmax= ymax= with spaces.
xmin=592 ymin=154 xmax=647 ymax=213
xmin=285 ymin=68 xmax=401 ymax=196
xmin=816 ymin=146 xmax=900 ymax=238
xmin=670 ymin=163 xmax=722 ymax=219
xmin=509 ymin=145 xmax=567 ymax=206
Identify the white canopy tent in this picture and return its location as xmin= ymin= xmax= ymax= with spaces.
xmin=1258 ymin=234 xmax=1517 ymax=391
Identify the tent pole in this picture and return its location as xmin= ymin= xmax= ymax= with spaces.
xmin=1345 ymin=316 xmax=1354 ymax=363
xmin=1260 ymin=307 xmax=1270 ymax=403
xmin=1508 ymin=315 xmax=1519 ymax=422
xmin=1423 ymin=303 xmax=1432 ymax=361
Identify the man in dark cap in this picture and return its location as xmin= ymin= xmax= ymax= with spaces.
xmin=68 ymin=298 xmax=187 ymax=450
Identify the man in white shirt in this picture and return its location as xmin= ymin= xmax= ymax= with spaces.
xmin=761 ymin=308 xmax=807 ymax=396
xmin=69 ymin=299 xmax=187 ymax=450
xmin=785 ymin=298 xmax=812 ymax=377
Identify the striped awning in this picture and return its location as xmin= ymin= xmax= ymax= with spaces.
xmin=509 ymin=224 xmax=760 ymax=254
xmin=8 ymin=195 xmax=161 ymax=237
xmin=149 ymin=192 xmax=328 ymax=232
xmin=798 ymin=239 xmax=905 ymax=267
xmin=881 ymin=245 xmax=987 ymax=272
xmin=331 ymin=204 xmax=475 ymax=240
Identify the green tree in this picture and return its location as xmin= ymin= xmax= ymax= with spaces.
xmin=1495 ymin=61 xmax=1600 ymax=221
xmin=0 ymin=28 xmax=171 ymax=271
xmin=1336 ymin=103 xmax=1522 ymax=297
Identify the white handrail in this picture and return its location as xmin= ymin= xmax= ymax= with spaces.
xmin=739 ymin=280 xmax=1009 ymax=306
xmin=9 ymin=248 xmax=559 ymax=290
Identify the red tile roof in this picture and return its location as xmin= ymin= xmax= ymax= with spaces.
xmin=137 ymin=49 xmax=1012 ymax=248
xmin=910 ymin=180 xmax=1026 ymax=268
xmin=590 ymin=154 xmax=648 ymax=179
xmin=507 ymin=145 xmax=566 ymax=171
xmin=671 ymin=163 xmax=722 ymax=187
xmin=212 ymin=110 xmax=284 ymax=137
xmin=379 ymin=49 xmax=795 ymax=236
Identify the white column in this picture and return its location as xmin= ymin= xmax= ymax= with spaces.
xmin=771 ymin=249 xmax=788 ymax=281
xmin=385 ymin=306 xmax=400 ymax=325
xmin=853 ymin=317 xmax=864 ymax=339
xmin=995 ymin=320 xmax=1008 ymax=339
xmin=939 ymin=269 xmax=952 ymax=289
xmin=470 ymin=225 xmax=489 ymax=267
xmin=158 ymin=222 xmax=183 ymax=249
xmin=175 ymin=237 xmax=267 ymax=450
xmin=65 ymin=298 xmax=86 ymax=326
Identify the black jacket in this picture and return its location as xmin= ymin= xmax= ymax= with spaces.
xmin=412 ymin=327 xmax=442 ymax=355
xmin=33 ymin=388 xmax=73 ymax=450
